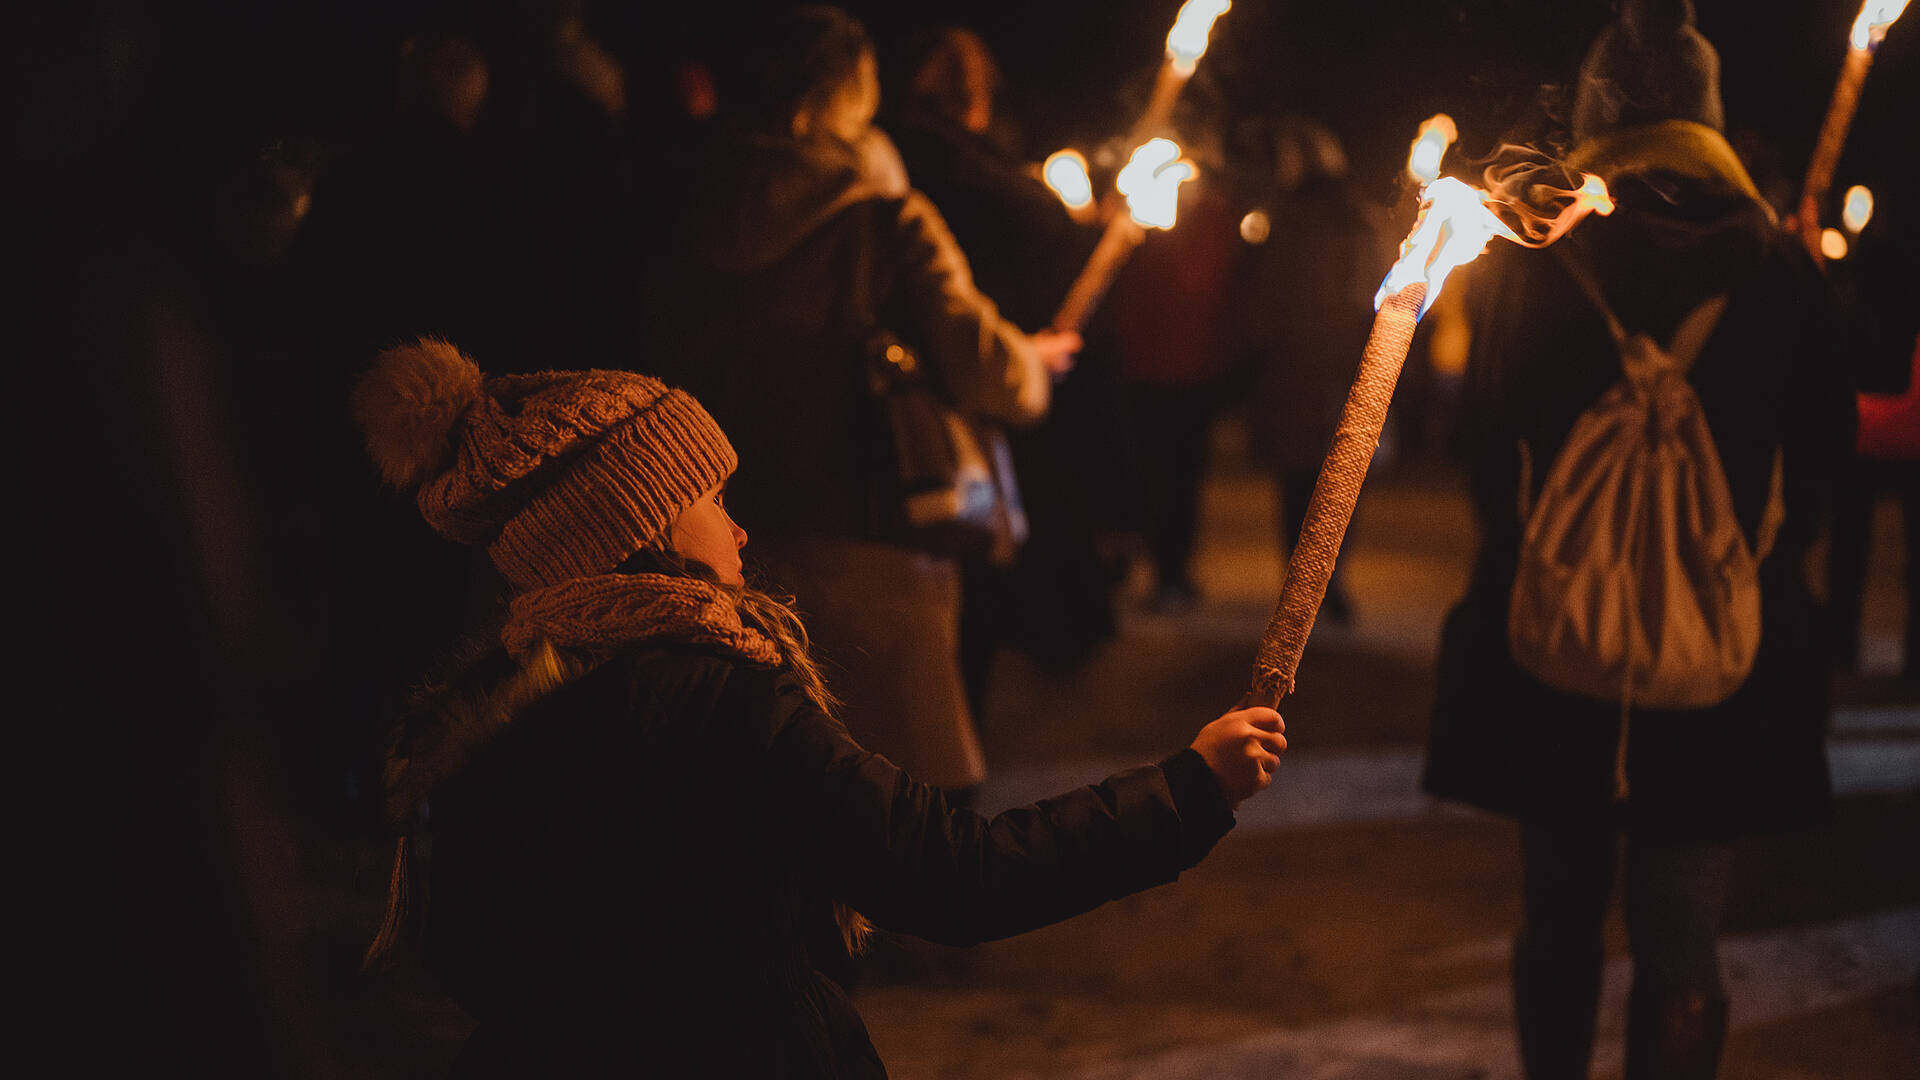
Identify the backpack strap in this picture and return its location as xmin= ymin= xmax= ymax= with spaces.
xmin=1553 ymin=246 xmax=1728 ymax=374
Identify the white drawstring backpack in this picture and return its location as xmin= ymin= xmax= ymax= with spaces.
xmin=1507 ymin=252 xmax=1783 ymax=714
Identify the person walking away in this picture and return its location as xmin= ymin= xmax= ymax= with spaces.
xmin=884 ymin=25 xmax=1114 ymax=717
xmin=353 ymin=339 xmax=1284 ymax=1077
xmin=1232 ymin=113 xmax=1393 ymax=626
xmin=1421 ymin=2 xmax=1855 ymax=1076
xmin=637 ymin=6 xmax=1078 ymax=804
xmin=1110 ymin=101 xmax=1242 ymax=612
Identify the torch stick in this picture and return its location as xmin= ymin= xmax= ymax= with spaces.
xmin=1127 ymin=0 xmax=1231 ymax=141
xmin=1243 ymin=170 xmax=1557 ymax=709
xmin=1796 ymin=0 xmax=1909 ymax=258
xmin=1246 ymin=282 xmax=1426 ymax=707
xmin=1052 ymin=213 xmax=1145 ymax=334
xmin=1051 ymin=138 xmax=1195 ymax=335
xmin=1797 ymin=47 xmax=1872 ymax=257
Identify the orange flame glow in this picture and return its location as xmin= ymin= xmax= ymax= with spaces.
xmin=1407 ymin=114 xmax=1458 ymax=186
xmin=1043 ymin=150 xmax=1094 ymax=210
xmin=1852 ymin=0 xmax=1909 ymax=49
xmin=1117 ymin=138 xmax=1197 ymax=229
xmin=1167 ymin=0 xmax=1232 ymax=74
xmin=1478 ymin=151 xmax=1616 ymax=247
xmin=1375 ymin=177 xmax=1518 ymax=313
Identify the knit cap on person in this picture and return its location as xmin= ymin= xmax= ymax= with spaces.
xmin=1571 ymin=0 xmax=1724 ymax=144
xmin=353 ymin=337 xmax=737 ymax=594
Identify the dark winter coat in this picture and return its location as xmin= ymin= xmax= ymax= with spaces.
xmin=1422 ymin=127 xmax=1854 ymax=842
xmin=417 ymin=643 xmax=1235 ymax=1077
xmin=884 ymin=106 xmax=1091 ymax=332
xmin=635 ymin=126 xmax=1053 ymax=788
xmin=1232 ymin=175 xmax=1394 ymax=470
xmin=638 ymin=127 xmax=1050 ymax=546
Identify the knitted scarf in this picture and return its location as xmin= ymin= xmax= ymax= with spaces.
xmin=500 ymin=572 xmax=783 ymax=666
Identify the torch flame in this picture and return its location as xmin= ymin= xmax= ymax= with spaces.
xmin=1842 ymin=184 xmax=1875 ymax=233
xmin=1574 ymin=173 xmax=1615 ymax=217
xmin=1851 ymin=0 xmax=1910 ymax=49
xmin=1375 ymin=177 xmax=1519 ymax=314
xmin=1407 ymin=113 xmax=1458 ymax=186
xmin=1116 ymin=138 xmax=1197 ymax=230
xmin=1043 ymin=150 xmax=1095 ymax=210
xmin=1821 ymin=228 xmax=1851 ymax=260
xmin=1166 ymin=0 xmax=1232 ymax=74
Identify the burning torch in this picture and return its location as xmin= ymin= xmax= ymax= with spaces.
xmin=1131 ymin=0 xmax=1232 ymax=140
xmin=1244 ymin=134 xmax=1615 ymax=709
xmin=1051 ymin=138 xmax=1196 ymax=335
xmin=1798 ymin=0 xmax=1909 ymax=259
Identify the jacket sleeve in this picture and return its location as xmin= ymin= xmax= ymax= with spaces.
xmin=882 ymin=190 xmax=1052 ymax=426
xmin=744 ymin=669 xmax=1235 ymax=946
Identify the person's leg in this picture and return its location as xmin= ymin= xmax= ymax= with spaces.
xmin=1897 ymin=464 xmax=1919 ymax=681
xmin=1153 ymin=385 xmax=1214 ymax=605
xmin=1621 ymin=835 xmax=1735 ymax=1080
xmin=1514 ymin=820 xmax=1616 ymax=1080
xmin=1826 ymin=454 xmax=1875 ymax=672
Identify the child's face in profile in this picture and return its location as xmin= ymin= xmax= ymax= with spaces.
xmin=669 ymin=482 xmax=748 ymax=586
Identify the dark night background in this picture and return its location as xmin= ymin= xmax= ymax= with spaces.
xmin=11 ymin=1 xmax=1915 ymax=1076
xmin=18 ymin=1 xmax=1916 ymax=200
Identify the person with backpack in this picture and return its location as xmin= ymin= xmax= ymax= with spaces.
xmin=352 ymin=338 xmax=1284 ymax=1076
xmin=636 ymin=6 xmax=1079 ymax=808
xmin=1421 ymin=2 xmax=1854 ymax=1076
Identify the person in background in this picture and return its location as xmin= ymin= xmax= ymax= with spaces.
xmin=1109 ymin=88 xmax=1244 ymax=613
xmin=1421 ymin=2 xmax=1854 ymax=1075
xmin=1231 ymin=113 xmax=1393 ymax=626
xmin=353 ymin=339 xmax=1285 ymax=1077
xmin=283 ymin=27 xmax=509 ymax=834
xmin=1823 ymin=191 xmax=1920 ymax=683
xmin=884 ymin=25 xmax=1113 ymax=717
xmin=638 ymin=6 xmax=1078 ymax=808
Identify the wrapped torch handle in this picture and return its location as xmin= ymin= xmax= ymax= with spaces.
xmin=1052 ymin=212 xmax=1146 ymax=335
xmin=1247 ymin=281 xmax=1427 ymax=708
xmin=1797 ymin=47 xmax=1872 ymax=255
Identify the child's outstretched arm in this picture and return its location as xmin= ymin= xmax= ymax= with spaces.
xmin=750 ymin=668 xmax=1287 ymax=946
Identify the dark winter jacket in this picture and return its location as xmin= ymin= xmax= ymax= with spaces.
xmin=637 ymin=127 xmax=1050 ymax=549
xmin=413 ymin=642 xmax=1235 ymax=1076
xmin=1422 ymin=122 xmax=1854 ymax=841
xmin=1232 ymin=175 xmax=1394 ymax=469
xmin=884 ymin=106 xmax=1092 ymax=332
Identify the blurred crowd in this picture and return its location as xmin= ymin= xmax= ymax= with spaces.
xmin=18 ymin=1 xmax=1451 ymax=837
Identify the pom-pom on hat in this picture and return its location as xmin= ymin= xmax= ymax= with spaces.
xmin=1572 ymin=0 xmax=1725 ymax=144
xmin=353 ymin=337 xmax=737 ymax=594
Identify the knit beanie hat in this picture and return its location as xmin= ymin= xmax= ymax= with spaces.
xmin=1572 ymin=0 xmax=1725 ymax=144
xmin=353 ymin=337 xmax=737 ymax=594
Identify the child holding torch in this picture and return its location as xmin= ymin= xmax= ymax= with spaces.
xmin=354 ymin=339 xmax=1284 ymax=1078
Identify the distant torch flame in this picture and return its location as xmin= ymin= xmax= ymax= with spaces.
xmin=1167 ymin=0 xmax=1232 ymax=73
xmin=1375 ymin=177 xmax=1518 ymax=314
xmin=1821 ymin=229 xmax=1851 ymax=260
xmin=1043 ymin=150 xmax=1094 ymax=210
xmin=1240 ymin=209 xmax=1271 ymax=244
xmin=1116 ymin=138 xmax=1197 ymax=229
xmin=1852 ymin=0 xmax=1910 ymax=49
xmin=1842 ymin=185 xmax=1875 ymax=233
xmin=1407 ymin=113 xmax=1458 ymax=186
